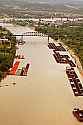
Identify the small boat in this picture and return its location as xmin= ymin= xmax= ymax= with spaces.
xmin=73 ymin=108 xmax=83 ymax=121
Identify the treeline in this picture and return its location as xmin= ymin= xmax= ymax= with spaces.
xmin=36 ymin=23 xmax=83 ymax=68
xmin=0 ymin=26 xmax=16 ymax=81
xmin=12 ymin=20 xmax=34 ymax=27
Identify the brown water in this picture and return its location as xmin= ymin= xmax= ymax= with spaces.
xmin=0 ymin=24 xmax=83 ymax=125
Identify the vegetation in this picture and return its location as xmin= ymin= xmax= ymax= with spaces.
xmin=12 ymin=20 xmax=34 ymax=27
xmin=36 ymin=23 xmax=83 ymax=68
xmin=0 ymin=26 xmax=16 ymax=81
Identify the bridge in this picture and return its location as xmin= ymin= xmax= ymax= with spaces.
xmin=13 ymin=32 xmax=48 ymax=37
xmin=12 ymin=31 xmax=50 ymax=43
xmin=10 ymin=31 xmax=57 ymax=43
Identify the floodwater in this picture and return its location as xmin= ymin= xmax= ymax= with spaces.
xmin=0 ymin=23 xmax=83 ymax=125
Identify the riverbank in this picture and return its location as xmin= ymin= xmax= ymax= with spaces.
xmin=67 ymin=48 xmax=83 ymax=76
xmin=57 ymin=40 xmax=83 ymax=77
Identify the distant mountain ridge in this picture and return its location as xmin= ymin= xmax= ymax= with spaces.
xmin=0 ymin=0 xmax=83 ymax=17
xmin=1 ymin=0 xmax=83 ymax=5
xmin=0 ymin=0 xmax=83 ymax=9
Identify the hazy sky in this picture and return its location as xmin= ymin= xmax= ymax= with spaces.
xmin=1 ymin=0 xmax=83 ymax=1
xmin=1 ymin=0 xmax=83 ymax=4
xmin=1 ymin=0 xmax=83 ymax=3
xmin=23 ymin=0 xmax=83 ymax=4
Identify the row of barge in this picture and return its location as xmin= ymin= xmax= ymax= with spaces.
xmin=11 ymin=40 xmax=30 ymax=76
xmin=9 ymin=59 xmax=30 ymax=76
xmin=66 ymin=67 xmax=83 ymax=96
xmin=48 ymin=42 xmax=76 ymax=67
xmin=10 ymin=41 xmax=30 ymax=76
xmin=48 ymin=42 xmax=83 ymax=121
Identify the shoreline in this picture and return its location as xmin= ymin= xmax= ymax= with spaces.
xmin=58 ymin=40 xmax=83 ymax=77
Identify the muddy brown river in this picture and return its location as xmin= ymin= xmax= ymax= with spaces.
xmin=0 ymin=23 xmax=83 ymax=125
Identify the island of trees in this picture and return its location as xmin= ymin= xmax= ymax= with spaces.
xmin=0 ymin=26 xmax=16 ymax=81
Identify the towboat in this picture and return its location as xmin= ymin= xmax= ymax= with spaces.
xmin=73 ymin=108 xmax=83 ymax=121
